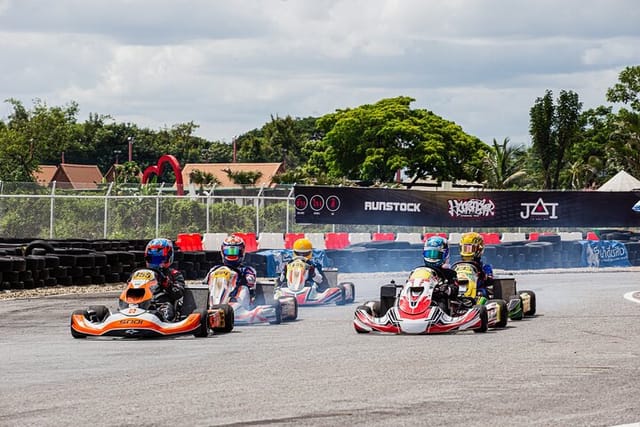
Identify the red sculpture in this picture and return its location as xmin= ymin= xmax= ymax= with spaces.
xmin=141 ymin=154 xmax=184 ymax=196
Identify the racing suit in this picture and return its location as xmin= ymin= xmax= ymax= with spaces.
xmin=278 ymin=258 xmax=328 ymax=292
xmin=412 ymin=265 xmax=459 ymax=315
xmin=453 ymin=260 xmax=494 ymax=297
xmin=150 ymin=267 xmax=185 ymax=322
xmin=204 ymin=264 xmax=257 ymax=310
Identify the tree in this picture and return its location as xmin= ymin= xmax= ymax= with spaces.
xmin=114 ymin=161 xmax=142 ymax=184
xmin=605 ymin=66 xmax=640 ymax=178
xmin=222 ymin=168 xmax=263 ymax=186
xmin=189 ymin=168 xmax=220 ymax=191
xmin=480 ymin=137 xmax=527 ymax=189
xmin=0 ymin=98 xmax=83 ymax=181
xmin=529 ymin=90 xmax=582 ymax=189
xmin=317 ymin=97 xmax=487 ymax=184
xmin=606 ymin=65 xmax=640 ymax=113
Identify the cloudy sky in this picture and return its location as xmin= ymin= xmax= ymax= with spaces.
xmin=1 ymin=0 xmax=639 ymax=146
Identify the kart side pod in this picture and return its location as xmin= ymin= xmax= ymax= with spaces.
xmin=491 ymin=277 xmax=517 ymax=300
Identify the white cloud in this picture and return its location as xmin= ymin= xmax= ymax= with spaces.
xmin=0 ymin=0 xmax=639 ymax=145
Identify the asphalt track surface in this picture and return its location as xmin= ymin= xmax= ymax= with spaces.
xmin=1 ymin=269 xmax=640 ymax=427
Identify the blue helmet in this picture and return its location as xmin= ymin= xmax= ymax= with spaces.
xmin=145 ymin=238 xmax=174 ymax=269
xmin=423 ymin=236 xmax=450 ymax=268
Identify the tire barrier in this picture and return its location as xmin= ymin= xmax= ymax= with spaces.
xmin=0 ymin=239 xmax=223 ymax=292
xmin=1 ymin=234 xmax=640 ymax=291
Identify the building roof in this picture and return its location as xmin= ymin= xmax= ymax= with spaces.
xmin=33 ymin=165 xmax=57 ymax=184
xmin=182 ymin=162 xmax=284 ymax=188
xmin=597 ymin=170 xmax=640 ymax=191
xmin=51 ymin=163 xmax=104 ymax=189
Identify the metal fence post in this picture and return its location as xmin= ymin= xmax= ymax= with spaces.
xmin=49 ymin=181 xmax=57 ymax=239
xmin=104 ymin=182 xmax=113 ymax=238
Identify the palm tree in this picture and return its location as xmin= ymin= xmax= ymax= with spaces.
xmin=481 ymin=137 xmax=527 ymax=189
xmin=189 ymin=169 xmax=220 ymax=192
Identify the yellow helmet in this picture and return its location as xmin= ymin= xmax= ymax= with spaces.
xmin=293 ymin=238 xmax=313 ymax=259
xmin=460 ymin=232 xmax=484 ymax=261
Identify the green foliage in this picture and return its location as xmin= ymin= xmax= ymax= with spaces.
xmin=529 ymin=90 xmax=582 ymax=189
xmin=318 ymin=96 xmax=488 ymax=184
xmin=223 ymin=168 xmax=263 ymax=186
xmin=208 ymin=201 xmax=255 ymax=232
xmin=480 ymin=138 xmax=527 ymax=189
xmin=606 ymin=65 xmax=640 ymax=113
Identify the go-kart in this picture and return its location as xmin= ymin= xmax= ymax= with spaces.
xmin=354 ymin=267 xmax=496 ymax=334
xmin=70 ymin=268 xmax=233 ymax=338
xmin=275 ymin=256 xmax=355 ymax=306
xmin=206 ymin=265 xmax=297 ymax=326
xmin=452 ymin=261 xmax=536 ymax=322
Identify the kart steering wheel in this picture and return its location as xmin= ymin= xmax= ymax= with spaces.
xmin=460 ymin=297 xmax=475 ymax=308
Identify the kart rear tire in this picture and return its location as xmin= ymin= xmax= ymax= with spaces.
xmin=473 ymin=305 xmax=488 ymax=333
xmin=70 ymin=309 xmax=88 ymax=339
xmin=279 ymin=296 xmax=298 ymax=321
xmin=193 ymin=309 xmax=210 ymax=338
xmin=519 ymin=290 xmax=536 ymax=316
xmin=488 ymin=299 xmax=508 ymax=328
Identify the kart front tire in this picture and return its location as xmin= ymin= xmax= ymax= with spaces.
xmin=211 ymin=304 xmax=235 ymax=333
xmin=193 ymin=309 xmax=210 ymax=338
xmin=356 ymin=304 xmax=373 ymax=316
xmin=488 ymin=299 xmax=508 ymax=328
xmin=269 ymin=300 xmax=283 ymax=325
xmin=335 ymin=285 xmax=347 ymax=306
xmin=88 ymin=305 xmax=110 ymax=322
xmin=341 ymin=282 xmax=356 ymax=304
xmin=473 ymin=305 xmax=488 ymax=333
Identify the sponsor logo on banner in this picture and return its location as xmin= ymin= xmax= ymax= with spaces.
xmin=520 ymin=198 xmax=558 ymax=220
xmin=581 ymin=240 xmax=630 ymax=267
xmin=364 ymin=201 xmax=421 ymax=212
xmin=447 ymin=198 xmax=495 ymax=218
xmin=633 ymin=200 xmax=640 ymax=213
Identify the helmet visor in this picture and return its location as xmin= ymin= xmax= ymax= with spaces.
xmin=461 ymin=244 xmax=476 ymax=255
xmin=223 ymin=246 xmax=241 ymax=257
xmin=423 ymin=248 xmax=442 ymax=261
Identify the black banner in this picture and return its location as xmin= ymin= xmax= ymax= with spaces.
xmin=293 ymin=186 xmax=640 ymax=227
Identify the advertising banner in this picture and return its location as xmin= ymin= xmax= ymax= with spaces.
xmin=580 ymin=241 xmax=631 ymax=268
xmin=293 ymin=186 xmax=640 ymax=227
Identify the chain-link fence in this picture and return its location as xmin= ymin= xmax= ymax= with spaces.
xmin=0 ymin=181 xmax=430 ymax=240
xmin=1 ymin=181 xmax=612 ymax=240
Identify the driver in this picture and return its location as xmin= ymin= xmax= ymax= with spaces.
xmin=455 ymin=232 xmax=494 ymax=297
xmin=414 ymin=235 xmax=459 ymax=312
xmin=278 ymin=237 xmax=328 ymax=292
xmin=203 ymin=235 xmax=257 ymax=308
xmin=143 ymin=238 xmax=185 ymax=322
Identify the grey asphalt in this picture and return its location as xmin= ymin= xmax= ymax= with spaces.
xmin=0 ymin=270 xmax=639 ymax=427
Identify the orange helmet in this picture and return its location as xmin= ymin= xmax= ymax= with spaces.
xmin=292 ymin=238 xmax=313 ymax=259
xmin=459 ymin=232 xmax=484 ymax=261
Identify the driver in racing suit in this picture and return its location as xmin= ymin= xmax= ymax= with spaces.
xmin=454 ymin=232 xmax=494 ymax=297
xmin=143 ymin=238 xmax=185 ymax=322
xmin=277 ymin=238 xmax=328 ymax=292
xmin=412 ymin=235 xmax=459 ymax=314
xmin=203 ymin=235 xmax=257 ymax=309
